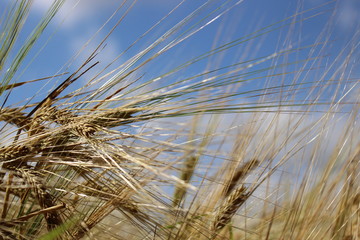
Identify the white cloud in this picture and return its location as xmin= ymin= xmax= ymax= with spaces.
xmin=305 ymin=0 xmax=360 ymax=34
xmin=336 ymin=0 xmax=360 ymax=33
xmin=32 ymin=0 xmax=119 ymax=27
xmin=32 ymin=0 xmax=182 ymax=28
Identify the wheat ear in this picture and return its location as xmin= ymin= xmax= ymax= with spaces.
xmin=213 ymin=185 xmax=249 ymax=232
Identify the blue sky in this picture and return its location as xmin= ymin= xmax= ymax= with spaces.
xmin=1 ymin=0 xmax=359 ymax=108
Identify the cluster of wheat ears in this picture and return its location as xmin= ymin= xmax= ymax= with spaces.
xmin=0 ymin=1 xmax=359 ymax=239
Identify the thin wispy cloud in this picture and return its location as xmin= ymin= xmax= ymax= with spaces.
xmin=33 ymin=0 xmax=118 ymax=27
xmin=336 ymin=0 xmax=360 ymax=33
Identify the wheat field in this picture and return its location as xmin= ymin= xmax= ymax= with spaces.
xmin=0 ymin=1 xmax=359 ymax=239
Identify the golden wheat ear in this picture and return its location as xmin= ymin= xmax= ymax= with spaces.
xmin=213 ymin=185 xmax=250 ymax=232
xmin=224 ymin=159 xmax=260 ymax=197
xmin=209 ymin=160 xmax=259 ymax=235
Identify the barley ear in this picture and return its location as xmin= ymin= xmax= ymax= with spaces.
xmin=213 ymin=185 xmax=249 ymax=232
xmin=225 ymin=159 xmax=260 ymax=197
